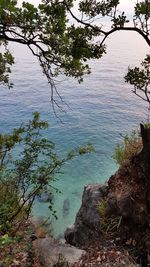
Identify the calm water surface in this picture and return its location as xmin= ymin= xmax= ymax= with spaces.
xmin=0 ymin=31 xmax=149 ymax=236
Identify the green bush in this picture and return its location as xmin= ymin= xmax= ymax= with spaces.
xmin=98 ymin=199 xmax=122 ymax=233
xmin=144 ymin=123 xmax=150 ymax=129
xmin=0 ymin=112 xmax=93 ymax=234
xmin=113 ymin=130 xmax=142 ymax=166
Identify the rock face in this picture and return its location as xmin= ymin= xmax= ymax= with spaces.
xmin=63 ymin=147 xmax=150 ymax=267
xmin=65 ymin=152 xmax=150 ymax=249
xmin=34 ymin=237 xmax=85 ymax=267
xmin=65 ymin=184 xmax=108 ymax=247
xmin=34 ymin=148 xmax=150 ymax=266
xmin=107 ymin=153 xmax=150 ymax=225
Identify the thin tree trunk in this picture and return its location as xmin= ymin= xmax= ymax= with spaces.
xmin=140 ymin=124 xmax=150 ymax=151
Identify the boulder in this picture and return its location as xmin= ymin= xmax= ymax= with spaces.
xmin=65 ymin=184 xmax=108 ymax=247
xmin=34 ymin=237 xmax=85 ymax=267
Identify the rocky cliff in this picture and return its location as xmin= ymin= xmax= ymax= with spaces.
xmin=28 ymin=139 xmax=150 ymax=267
xmin=65 ymin=150 xmax=150 ymax=266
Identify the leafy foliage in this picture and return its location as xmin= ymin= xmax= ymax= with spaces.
xmin=0 ymin=44 xmax=14 ymax=88
xmin=134 ymin=0 xmax=150 ymax=35
xmin=113 ymin=130 xmax=142 ymax=166
xmin=0 ymin=112 xmax=94 ymax=233
xmin=144 ymin=122 xmax=150 ymax=128
xmin=125 ymin=55 xmax=150 ymax=106
xmin=79 ymin=0 xmax=119 ymax=17
xmin=0 ymin=1 xmax=149 ymax=107
xmin=0 ymin=0 xmax=105 ymax=94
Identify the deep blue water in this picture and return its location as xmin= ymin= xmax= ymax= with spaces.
xmin=0 ymin=31 xmax=149 ymax=236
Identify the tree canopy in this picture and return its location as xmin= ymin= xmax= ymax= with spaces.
xmin=0 ymin=0 xmax=149 ymax=106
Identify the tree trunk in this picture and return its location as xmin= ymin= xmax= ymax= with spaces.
xmin=140 ymin=124 xmax=150 ymax=152
xmin=140 ymin=124 xmax=150 ymax=181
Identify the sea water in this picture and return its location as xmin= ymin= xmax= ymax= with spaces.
xmin=0 ymin=30 xmax=149 ymax=236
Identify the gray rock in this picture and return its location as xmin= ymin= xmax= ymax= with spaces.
xmin=34 ymin=237 xmax=85 ymax=267
xmin=64 ymin=225 xmax=75 ymax=245
xmin=65 ymin=184 xmax=108 ymax=247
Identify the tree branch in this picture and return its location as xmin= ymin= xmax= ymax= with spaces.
xmin=64 ymin=1 xmax=150 ymax=47
xmin=102 ymin=26 xmax=150 ymax=46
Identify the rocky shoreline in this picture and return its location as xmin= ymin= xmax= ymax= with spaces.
xmin=2 ymin=146 xmax=149 ymax=267
xmin=34 ymin=147 xmax=150 ymax=267
xmin=33 ymin=183 xmax=140 ymax=267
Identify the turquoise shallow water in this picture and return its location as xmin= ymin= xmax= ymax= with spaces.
xmin=0 ymin=31 xmax=149 ymax=236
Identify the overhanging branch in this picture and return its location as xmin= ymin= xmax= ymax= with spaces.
xmin=103 ymin=27 xmax=150 ymax=46
xmin=64 ymin=0 xmax=150 ymax=47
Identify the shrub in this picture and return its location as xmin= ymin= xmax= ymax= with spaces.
xmin=0 ymin=112 xmax=93 ymax=234
xmin=144 ymin=123 xmax=150 ymax=129
xmin=113 ymin=130 xmax=142 ymax=166
xmin=98 ymin=199 xmax=122 ymax=233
